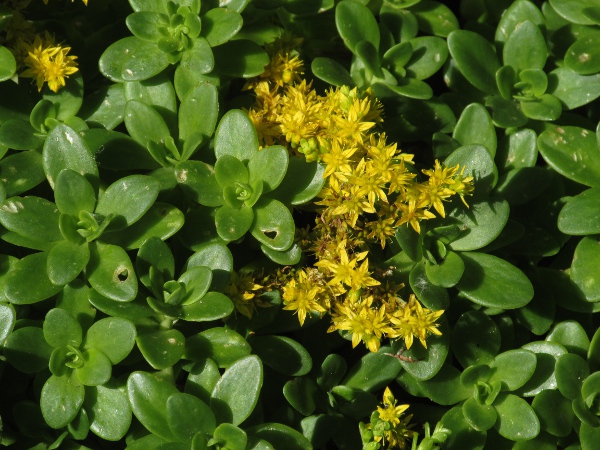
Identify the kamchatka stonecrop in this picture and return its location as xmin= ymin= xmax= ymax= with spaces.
xmin=230 ymin=35 xmax=475 ymax=353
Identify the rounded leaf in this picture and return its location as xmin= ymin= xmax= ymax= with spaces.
xmin=532 ymin=389 xmax=574 ymax=437
xmin=201 ymin=8 xmax=243 ymax=47
xmin=47 ymin=240 xmax=90 ymax=286
xmin=215 ymin=204 xmax=254 ymax=242
xmin=84 ymin=317 xmax=137 ymax=364
xmin=452 ymin=310 xmax=501 ymax=368
xmin=246 ymin=423 xmax=311 ymax=450
xmin=548 ymin=67 xmax=600 ymax=110
xmin=185 ymin=327 xmax=251 ymax=368
xmin=43 ymin=124 xmax=98 ymax=190
xmin=335 ymin=1 xmax=379 ymax=53
xmin=137 ymin=329 xmax=185 ymax=370
xmin=343 ymin=346 xmax=402 ymax=391
xmin=85 ymin=383 xmax=132 ymax=441
xmin=456 ymin=252 xmax=534 ymax=309
xmin=572 ymin=236 xmax=600 ymax=301
xmin=517 ymin=341 xmax=567 ymax=397
xmin=4 ymin=326 xmax=53 ymax=373
xmin=493 ymin=393 xmax=540 ymax=441
xmin=43 ymin=308 xmax=83 ymax=348
xmin=248 ymin=145 xmax=289 ymax=193
xmin=409 ymin=262 xmax=449 ymax=311
xmin=211 ymin=355 xmax=263 ymax=426
xmin=0 ymin=196 xmax=62 ymax=243
xmin=167 ymin=393 xmax=216 ymax=443
xmin=462 ymin=397 xmax=497 ymax=431
xmin=250 ymin=198 xmax=295 ymax=251
xmin=87 ymin=241 xmax=137 ymax=302
xmin=250 ymin=336 xmax=312 ymax=376
xmin=213 ymin=40 xmax=269 ymax=78
xmin=41 ymin=373 xmax=85 ymax=429
xmin=503 ymin=20 xmax=547 ymax=73
xmin=453 ymin=103 xmax=497 ymax=156
xmin=5 ymin=252 xmax=63 ymax=304
xmin=425 ymin=251 xmax=464 ymax=288
xmin=0 ymin=150 xmax=46 ymax=197
xmin=215 ymin=110 xmax=259 ymax=163
xmin=75 ymin=348 xmax=112 ymax=386
xmin=556 ymin=353 xmax=589 ymax=400
xmin=558 ymin=188 xmax=600 ymax=235
xmin=127 ymin=371 xmax=179 ymax=442
xmin=444 ymin=145 xmax=496 ymax=199
xmin=99 ymin=36 xmax=169 ymax=82
xmin=178 ymin=82 xmax=219 ymax=143
xmin=489 ymin=349 xmax=537 ymax=391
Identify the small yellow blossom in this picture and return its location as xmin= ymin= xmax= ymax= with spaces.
xmin=19 ymin=32 xmax=78 ymax=92
xmin=282 ymin=269 xmax=328 ymax=325
xmin=366 ymin=387 xmax=415 ymax=449
xmin=224 ymin=271 xmax=269 ymax=318
xmin=389 ymin=294 xmax=444 ymax=349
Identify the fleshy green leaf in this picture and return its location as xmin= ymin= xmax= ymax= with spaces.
xmin=85 ymin=383 xmax=132 ymax=441
xmin=503 ymin=20 xmax=547 ymax=73
xmin=41 ymin=373 xmax=85 ymax=429
xmin=4 ymin=326 xmax=53 ymax=373
xmin=335 ymin=1 xmax=379 ymax=53
xmin=84 ymin=317 xmax=137 ymax=364
xmin=87 ymin=241 xmax=137 ymax=302
xmin=558 ymin=188 xmax=600 ymax=235
xmin=43 ymin=308 xmax=83 ymax=348
xmin=453 ymin=103 xmax=497 ymax=156
xmin=137 ymin=329 xmax=185 ymax=370
xmin=452 ymin=310 xmax=501 ymax=368
xmin=493 ymin=393 xmax=540 ymax=440
xmin=201 ymin=8 xmax=243 ymax=47
xmin=167 ymin=393 xmax=216 ymax=443
xmin=75 ymin=348 xmax=112 ymax=386
xmin=211 ymin=355 xmax=263 ymax=426
xmin=250 ymin=336 xmax=312 ymax=377
xmin=214 ymin=110 xmax=259 ymax=163
xmin=248 ymin=145 xmax=289 ymax=193
xmin=250 ymin=198 xmax=295 ymax=251
xmin=47 ymin=240 xmax=89 ymax=286
xmin=5 ymin=252 xmax=63 ymax=304
xmin=456 ymin=252 xmax=534 ymax=309
xmin=0 ymin=196 xmax=62 ymax=243
xmin=99 ymin=36 xmax=169 ymax=82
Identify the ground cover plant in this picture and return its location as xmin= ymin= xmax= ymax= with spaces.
xmin=1 ymin=0 xmax=600 ymax=448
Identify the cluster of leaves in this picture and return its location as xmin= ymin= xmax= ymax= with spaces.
xmin=1 ymin=0 xmax=600 ymax=449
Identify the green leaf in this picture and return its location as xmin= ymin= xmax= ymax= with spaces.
xmin=95 ymin=175 xmax=159 ymax=231
xmin=201 ymin=8 xmax=243 ymax=46
xmin=3 ymin=326 xmax=53 ymax=373
xmin=211 ymin=355 xmax=263 ymax=426
xmin=283 ymin=377 xmax=320 ymax=416
xmin=549 ymin=0 xmax=600 ymax=25
xmin=180 ymin=37 xmax=214 ymax=75
xmin=462 ymin=397 xmax=497 ymax=431
xmin=517 ymin=341 xmax=567 ymax=397
xmin=532 ymin=389 xmax=574 ymax=438
xmin=250 ymin=198 xmax=295 ymax=251
xmin=408 ymin=364 xmax=471 ymax=406
xmin=127 ymin=371 xmax=179 ymax=442
xmin=87 ymin=241 xmax=137 ymax=302
xmin=409 ymin=262 xmax=449 ymax=311
xmin=0 ymin=45 xmax=16 ymax=81
xmin=343 ymin=346 xmax=402 ymax=391
xmin=395 ymin=224 xmax=424 ymax=263
xmin=539 ymin=126 xmax=600 ymax=187
xmin=492 ymin=167 xmax=553 ymax=206
xmin=126 ymin=11 xmax=167 ymax=42
xmin=503 ymin=21 xmax=547 ymax=73
xmin=124 ymin=100 xmax=171 ymax=150
xmin=137 ymin=329 xmax=185 ymax=370
xmin=456 ymin=252 xmax=534 ymax=309
xmin=0 ymin=196 xmax=62 ymax=243
xmin=79 ymin=84 xmax=126 ymax=130
xmin=447 ymin=30 xmax=500 ymax=94
xmin=75 ymin=348 xmax=112 ymax=386
xmin=246 ymin=423 xmax=312 ymax=450
xmin=100 ymin=202 xmax=184 ymax=250
xmin=99 ymin=36 xmax=169 ymax=82
xmin=210 ymin=423 xmax=247 ymax=450
xmin=55 ymin=170 xmax=96 ymax=216
xmin=215 ymin=154 xmax=249 ymax=187
xmin=485 ymin=95 xmax=528 ymax=128
xmin=184 ymin=358 xmax=221 ymax=410
xmin=176 ymin=161 xmax=224 ymax=207
xmin=0 ymin=150 xmax=46 ymax=197
xmin=47 ymin=240 xmax=90 ymax=286
xmin=185 ymin=243 xmax=233 ymax=292
xmin=41 ymin=373 xmax=85 ymax=429
xmin=311 ymin=57 xmax=355 ymax=87
xmin=215 ymin=110 xmax=259 ymax=163
xmin=84 ymin=317 xmax=137 ymax=364
xmin=447 ymin=198 xmax=510 ymax=251
xmin=495 ymin=0 xmax=545 ymax=46
xmin=270 ymin=156 xmax=326 ymax=206
xmin=546 ymin=320 xmax=590 ymax=358
xmin=43 ymin=124 xmax=98 ymax=190
xmin=43 ymin=308 xmax=83 ymax=348
xmin=548 ymin=67 xmax=600 ymax=109
xmin=0 ymin=302 xmax=15 ymax=344
xmin=444 ymin=145 xmax=496 ymax=199
xmin=453 ymin=103 xmax=497 ymax=156
xmin=215 ymin=204 xmax=254 ymax=241
xmin=248 ymin=146 xmax=289 ymax=193
xmin=425 ymin=251 xmax=464 ymax=288
xmin=185 ymin=327 xmax=251 ymax=368
xmin=0 ymin=119 xmax=44 ymax=150
xmin=452 ymin=310 xmax=501 ymax=368
xmin=5 ymin=252 xmax=63 ymax=304
xmin=520 ymin=94 xmax=562 ymax=121
xmin=495 ymin=129 xmax=538 ymax=173
xmin=335 ymin=1 xmax=379 ymax=53
xmin=409 ymin=0 xmax=459 ymax=37
xmin=405 ymin=36 xmax=448 ymax=80
xmin=555 ymin=353 xmax=589 ymax=400
xmin=167 ymin=393 xmax=216 ymax=443
xmin=439 ymin=405 xmax=487 ymax=449
xmin=250 ymin=336 xmax=312 ymax=376
xmin=565 ymin=36 xmax=600 ymax=75
xmin=85 ymin=383 xmax=132 ymax=441
xmin=179 ymin=82 xmax=218 ymax=146
xmin=136 ymin=236 xmax=174 ymax=289
xmin=489 ymin=349 xmax=537 ymax=391
xmin=558 ymin=188 xmax=600 ymax=235
xmin=182 ymin=291 xmax=234 ymax=322
xmin=213 ymin=40 xmax=269 ymax=78
xmin=88 ymin=289 xmax=153 ymax=320
xmin=537 ymin=267 xmax=600 ymax=313
xmin=493 ymin=393 xmax=540 ymax=440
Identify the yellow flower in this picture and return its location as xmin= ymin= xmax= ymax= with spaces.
xmin=389 ymin=294 xmax=444 ymax=349
xmin=282 ymin=269 xmax=328 ymax=326
xmin=315 ymin=244 xmax=366 ymax=288
xmin=224 ymin=271 xmax=268 ymax=318
xmin=19 ymin=32 xmax=78 ymax=92
xmin=377 ymin=387 xmax=410 ymax=427
xmin=394 ymin=201 xmax=436 ymax=234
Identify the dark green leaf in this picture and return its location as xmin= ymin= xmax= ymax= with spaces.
xmin=201 ymin=8 xmax=243 ymax=46
xmin=0 ymin=196 xmax=62 ymax=243
xmin=283 ymin=377 xmax=320 ymax=416
xmin=335 ymin=1 xmax=379 ymax=53
xmin=180 ymin=37 xmax=214 ymax=75
xmin=84 ymin=317 xmax=137 ymax=364
xmin=0 ymin=45 xmax=16 ymax=81
xmin=452 ymin=310 xmax=501 ymax=368
xmin=85 ymin=383 xmax=132 ymax=441
xmin=311 ymin=57 xmax=355 ymax=87
xmin=168 ymin=393 xmax=216 ymax=443
xmin=555 ymin=353 xmax=589 ymax=400
xmin=185 ymin=327 xmax=251 ymax=368
xmin=211 ymin=355 xmax=263 ymax=426
xmin=250 ymin=198 xmax=294 ymax=251
xmin=213 ymin=40 xmax=268 ymax=78
xmin=248 ymin=146 xmax=288 ymax=193
xmin=4 ymin=326 xmax=53 ymax=373
xmin=99 ymin=36 xmax=169 ymax=82
xmin=87 ymin=241 xmax=137 ymax=302
xmin=425 ymin=251 xmax=464 ymax=288
xmin=137 ymin=329 xmax=185 ymax=370
xmin=176 ymin=161 xmax=224 ymax=207
xmin=127 ymin=371 xmax=179 ymax=441
xmin=75 ymin=348 xmax=112 ymax=386
xmin=493 ymin=393 xmax=540 ymax=440
xmin=179 ymin=82 xmax=218 ymax=145
xmin=47 ymin=240 xmax=89 ymax=286
xmin=250 ymin=336 xmax=312 ymax=376
xmin=495 ymin=128 xmax=537 ymax=173
xmin=343 ymin=346 xmax=402 ymax=391
xmin=214 ymin=110 xmax=259 ymax=163
xmin=215 ymin=204 xmax=253 ymax=241
xmin=558 ymin=188 xmax=600 ymax=235
xmin=565 ymin=36 xmax=600 ymax=75
xmin=0 ymin=150 xmax=46 ymax=197
xmin=444 ymin=145 xmax=496 ymax=199
xmin=246 ymin=423 xmax=311 ymax=450
xmin=43 ymin=308 xmax=83 ymax=348
xmin=453 ymin=103 xmax=497 ymax=156
xmin=5 ymin=252 xmax=63 ymax=304
xmin=447 ymin=30 xmax=500 ymax=94
xmin=532 ymin=389 xmax=575 ymax=438
xmin=503 ymin=20 xmax=547 ymax=73
xmin=41 ymin=373 xmax=85 ymax=429
xmin=456 ymin=252 xmax=534 ymax=309
xmin=409 ymin=262 xmax=449 ymax=311
xmin=405 ymin=36 xmax=448 ymax=80
xmin=409 ymin=0 xmax=459 ymax=37
xmin=0 ymin=119 xmax=44 ymax=150
xmin=548 ymin=67 xmax=600 ymax=109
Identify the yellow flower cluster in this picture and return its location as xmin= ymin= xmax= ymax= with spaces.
xmin=238 ymin=36 xmax=474 ymax=352
xmin=367 ymin=387 xmax=416 ymax=449
xmin=1 ymin=1 xmax=81 ymax=93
